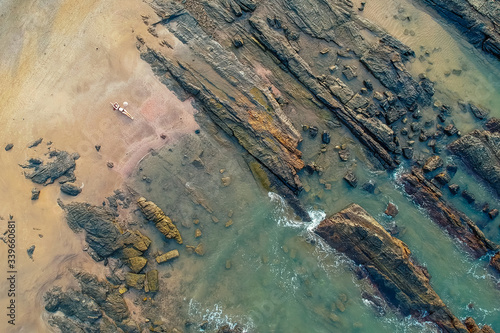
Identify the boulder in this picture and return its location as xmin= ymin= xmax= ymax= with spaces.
xmin=125 ymin=273 xmax=145 ymax=290
xmin=343 ymin=170 xmax=358 ymax=188
xmin=60 ymin=183 xmax=82 ymax=196
xmin=137 ymin=197 xmax=183 ymax=244
xmin=145 ymin=270 xmax=159 ymax=292
xmin=315 ymin=204 xmax=469 ymax=332
xmin=156 ymin=249 xmax=180 ymax=264
xmin=127 ymin=256 xmax=147 ymax=273
xmin=384 ymin=203 xmax=398 ymax=217
xmin=31 ymin=188 xmax=40 ymax=200
xmin=5 ymin=143 xmax=13 ymax=151
xmin=423 ymin=155 xmax=443 ymax=172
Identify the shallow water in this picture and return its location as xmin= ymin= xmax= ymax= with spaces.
xmin=130 ymin=2 xmax=500 ymax=332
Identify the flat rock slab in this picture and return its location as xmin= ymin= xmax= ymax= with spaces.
xmin=315 ymin=203 xmax=470 ymax=332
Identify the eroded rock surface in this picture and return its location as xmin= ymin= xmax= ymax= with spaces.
xmin=400 ymin=168 xmax=499 ymax=273
xmin=315 ymin=203 xmax=470 ymax=332
xmin=448 ymin=129 xmax=500 ymax=196
xmin=137 ymin=197 xmax=183 ymax=244
xmin=418 ymin=0 xmax=500 ymax=60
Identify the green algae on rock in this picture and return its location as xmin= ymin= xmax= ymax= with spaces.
xmin=137 ymin=197 xmax=183 ymax=244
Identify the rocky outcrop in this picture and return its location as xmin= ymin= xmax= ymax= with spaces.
xmin=448 ymin=129 xmax=500 ymax=196
xmin=137 ymin=197 xmax=182 ymax=244
xmin=59 ymin=201 xmax=124 ymax=260
xmin=60 ymin=182 xmax=82 ymax=196
xmin=315 ymin=204 xmax=470 ymax=332
xmin=139 ymin=2 xmax=304 ymax=192
xmin=400 ymin=168 xmax=499 ymax=273
xmin=418 ymin=0 xmax=500 ymax=60
xmin=23 ymin=150 xmax=78 ymax=185
xmin=45 ymin=272 xmax=139 ymax=333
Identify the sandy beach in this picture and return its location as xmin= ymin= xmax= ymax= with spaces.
xmin=0 ymin=0 xmax=198 ymax=331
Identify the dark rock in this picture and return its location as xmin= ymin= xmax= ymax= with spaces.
xmin=449 ymin=129 xmax=500 ymax=196
xmin=384 ymin=202 xmax=398 ymax=217
xmin=101 ymin=291 xmax=129 ymax=322
xmin=217 ymin=325 xmax=243 ymax=333
xmin=400 ymin=168 xmax=499 ymax=265
xmin=59 ymin=201 xmax=124 ymax=258
xmin=233 ymin=35 xmax=244 ymax=48
xmin=402 ymin=147 xmax=413 ymax=159
xmin=5 ymin=143 xmax=13 ymax=151
xmin=448 ymin=184 xmax=460 ymax=195
xmin=491 ymin=253 xmax=500 ymax=273
xmin=315 ymin=204 xmax=470 ymax=332
xmin=31 ymin=188 xmax=40 ymax=200
xmin=488 ymin=209 xmax=499 ymax=219
xmin=461 ymin=190 xmax=476 ymax=204
xmin=343 ymin=170 xmax=358 ymax=188
xmin=484 ymin=118 xmax=500 ymax=133
xmin=423 ymin=155 xmax=443 ymax=172
xmin=466 ymin=103 xmax=490 ymax=120
xmin=321 ymin=131 xmax=330 ymax=144
xmin=363 ymin=79 xmax=373 ymax=91
xmin=362 ymin=181 xmax=376 ymax=193
xmin=417 ymin=0 xmax=500 ymax=60
xmin=95 ymin=145 xmax=101 ymax=152
xmin=434 ymin=172 xmax=451 ymax=186
xmin=28 ymin=138 xmax=43 ymax=148
xmin=444 ymin=124 xmax=458 ymax=136
xmin=309 ymin=126 xmax=318 ymax=138
xmin=74 ymin=271 xmax=110 ymax=304
xmin=48 ymin=315 xmax=87 ymax=333
xmin=44 ymin=287 xmax=102 ymax=323
xmin=60 ymin=183 xmax=82 ymax=196
xmin=107 ymin=162 xmax=114 ymax=168
xmin=446 ymin=164 xmax=458 ymax=177
xmin=29 ymin=157 xmax=43 ymax=165
xmin=27 ymin=245 xmax=35 ymax=260
xmin=24 ymin=150 xmax=77 ymax=185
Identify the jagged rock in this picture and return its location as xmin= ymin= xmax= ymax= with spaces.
xmin=145 ymin=270 xmax=159 ymax=292
xmin=125 ymin=273 xmax=145 ymax=290
xmin=217 ymin=325 xmax=243 ymax=333
xmin=127 ymin=256 xmax=147 ymax=273
xmin=48 ymin=315 xmax=87 ymax=333
xmin=417 ymin=0 xmax=500 ymax=60
xmin=402 ymin=147 xmax=413 ymax=159
xmin=423 ymin=155 xmax=443 ymax=172
xmin=343 ymin=170 xmax=358 ymax=188
xmin=461 ymin=102 xmax=490 ymax=120
xmin=400 ymin=168 xmax=499 ymax=272
xmin=5 ymin=143 xmax=13 ymax=151
xmin=31 ymin=188 xmax=40 ymax=200
xmin=137 ymin=197 xmax=182 ymax=244
xmin=60 ymin=183 xmax=82 ymax=196
xmin=384 ymin=203 xmax=398 ymax=217
xmin=100 ymin=316 xmax=125 ymax=333
xmin=121 ymin=247 xmax=143 ymax=259
xmin=449 ymin=129 xmax=500 ymax=196
xmin=122 ymin=230 xmax=151 ymax=252
xmin=73 ymin=271 xmax=110 ymax=304
xmin=444 ymin=124 xmax=458 ymax=136
xmin=489 ymin=209 xmax=499 ymax=219
xmin=59 ymin=201 xmax=124 ymax=258
xmin=434 ymin=172 xmax=451 ymax=186
xmin=24 ymin=150 xmax=77 ymax=185
xmin=156 ymin=249 xmax=180 ymax=264
xmin=448 ymin=184 xmax=460 ymax=195
xmin=139 ymin=10 xmax=304 ymax=192
xmin=446 ymin=164 xmax=458 ymax=177
xmin=315 ymin=204 xmax=470 ymax=332
xmin=339 ymin=148 xmax=350 ymax=161
xmin=45 ymin=287 xmax=102 ymax=323
xmin=309 ymin=126 xmax=318 ymax=138
xmin=461 ymin=190 xmax=476 ymax=204
xmin=28 ymin=138 xmax=43 ymax=148
xmin=485 ymin=118 xmax=500 ymax=133
xmin=491 ymin=253 xmax=500 ymax=272
xmin=101 ymin=291 xmax=130 ymax=322
xmin=361 ymin=181 xmax=376 ymax=193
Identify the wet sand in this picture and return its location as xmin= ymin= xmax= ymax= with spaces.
xmin=0 ymin=0 xmax=198 ymax=331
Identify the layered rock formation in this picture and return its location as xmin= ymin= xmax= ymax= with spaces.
xmin=22 ymin=150 xmax=78 ymax=185
xmin=448 ymin=126 xmax=500 ymax=196
xmin=315 ymin=204 xmax=472 ymax=332
xmin=137 ymin=197 xmax=183 ymax=244
xmin=418 ymin=0 xmax=500 ymax=60
xmin=400 ymin=168 xmax=500 ymax=273
xmin=45 ymin=271 xmax=139 ymax=333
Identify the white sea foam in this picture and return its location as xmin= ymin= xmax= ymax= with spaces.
xmin=188 ymin=299 xmax=254 ymax=332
